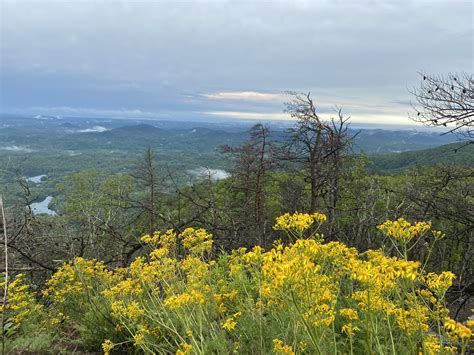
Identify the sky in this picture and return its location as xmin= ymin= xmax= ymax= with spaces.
xmin=1 ymin=0 xmax=472 ymax=126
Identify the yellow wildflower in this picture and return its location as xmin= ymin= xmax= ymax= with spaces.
xmin=164 ymin=290 xmax=206 ymax=310
xmin=426 ymin=272 xmax=455 ymax=296
xmin=339 ymin=308 xmax=359 ymax=321
xmin=133 ymin=332 xmax=145 ymax=346
xmin=377 ymin=218 xmax=431 ymax=243
xmin=457 ymin=324 xmax=472 ymax=339
xmin=176 ymin=342 xmax=192 ymax=355
xmin=444 ymin=317 xmax=472 ymax=340
xmin=111 ymin=300 xmax=144 ymax=319
xmin=342 ymin=323 xmax=360 ymax=336
xmin=423 ymin=334 xmax=441 ymax=354
xmin=101 ymin=339 xmax=114 ymax=355
xmin=142 ymin=229 xmax=177 ymax=252
xmin=221 ymin=311 xmax=241 ymax=332
xmin=298 ymin=341 xmax=307 ymax=352
xmin=273 ymin=338 xmax=295 ymax=355
xmin=6 ymin=274 xmax=44 ymax=326
xmin=221 ymin=317 xmax=237 ymax=332
xmin=273 ymin=211 xmax=326 ymax=234
xmin=180 ymin=228 xmax=213 ymax=254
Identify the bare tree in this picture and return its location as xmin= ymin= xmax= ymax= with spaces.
xmin=325 ymin=110 xmax=354 ymax=236
xmin=410 ymin=72 xmax=474 ymax=142
xmin=132 ymin=148 xmax=160 ymax=238
xmin=4 ymin=173 xmax=59 ymax=273
xmin=283 ymin=92 xmax=353 ymax=226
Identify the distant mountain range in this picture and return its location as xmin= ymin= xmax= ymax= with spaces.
xmin=0 ymin=115 xmax=462 ymax=155
xmin=0 ymin=115 xmax=472 ymax=193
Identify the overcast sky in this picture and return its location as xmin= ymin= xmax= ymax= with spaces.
xmin=1 ymin=0 xmax=472 ymax=125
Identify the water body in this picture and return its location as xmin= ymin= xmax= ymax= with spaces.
xmin=27 ymin=174 xmax=46 ymax=184
xmin=31 ymin=196 xmax=56 ymax=216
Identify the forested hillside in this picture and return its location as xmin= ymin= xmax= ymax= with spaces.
xmin=370 ymin=142 xmax=474 ymax=173
xmin=0 ymin=113 xmax=463 ymax=205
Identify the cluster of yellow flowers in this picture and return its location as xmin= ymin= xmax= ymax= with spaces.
xmin=101 ymin=339 xmax=114 ymax=355
xmin=273 ymin=211 xmax=327 ymax=233
xmin=3 ymin=274 xmax=44 ymax=325
xmin=176 ymin=342 xmax=192 ymax=355
xmin=426 ymin=271 xmax=456 ymax=296
xmin=273 ymin=338 xmax=295 ymax=355
xmin=111 ymin=300 xmax=144 ymax=320
xmin=444 ymin=317 xmax=473 ymax=340
xmin=43 ymin=257 xmax=116 ymax=303
xmin=179 ymin=228 xmax=213 ymax=255
xmin=141 ymin=227 xmax=213 ymax=256
xmin=377 ymin=218 xmax=432 ymax=243
xmin=339 ymin=308 xmax=358 ymax=321
xmin=221 ymin=311 xmax=241 ymax=331
xmin=4 ymin=212 xmax=473 ymax=354
xmin=164 ymin=290 xmax=206 ymax=310
xmin=141 ymin=229 xmax=177 ymax=251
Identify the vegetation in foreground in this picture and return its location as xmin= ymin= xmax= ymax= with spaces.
xmin=3 ymin=213 xmax=473 ymax=354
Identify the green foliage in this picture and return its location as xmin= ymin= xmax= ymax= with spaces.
xmin=370 ymin=142 xmax=474 ymax=173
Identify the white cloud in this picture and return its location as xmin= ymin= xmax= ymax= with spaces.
xmin=78 ymin=126 xmax=108 ymax=133
xmin=203 ymin=91 xmax=284 ymax=102
xmin=202 ymin=110 xmax=416 ymax=126
xmin=16 ymin=106 xmax=172 ymax=119
xmin=201 ymin=111 xmax=289 ymax=120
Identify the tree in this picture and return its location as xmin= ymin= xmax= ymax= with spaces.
xmin=58 ymin=170 xmax=136 ymax=265
xmin=132 ymin=148 xmax=160 ymax=239
xmin=282 ymin=92 xmax=353 ymax=233
xmin=220 ymin=124 xmax=276 ymax=245
xmin=410 ymin=72 xmax=474 ymax=142
xmin=4 ymin=174 xmax=59 ymax=274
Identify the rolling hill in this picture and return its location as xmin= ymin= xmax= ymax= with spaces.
xmin=369 ymin=142 xmax=474 ymax=173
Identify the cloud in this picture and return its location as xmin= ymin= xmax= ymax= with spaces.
xmin=1 ymin=1 xmax=472 ymax=127
xmin=201 ymin=111 xmax=289 ymax=121
xmin=348 ymin=113 xmax=414 ymax=126
xmin=78 ymin=126 xmax=108 ymax=133
xmin=202 ymin=110 xmax=414 ymax=126
xmin=14 ymin=106 xmax=172 ymax=119
xmin=203 ymin=91 xmax=284 ymax=102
